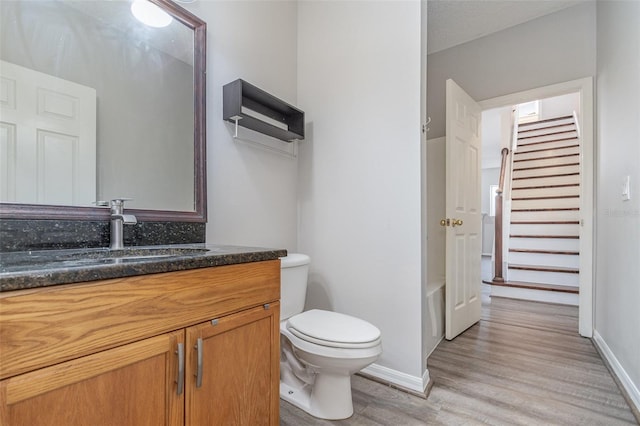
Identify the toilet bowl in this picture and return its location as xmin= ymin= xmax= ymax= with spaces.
xmin=279 ymin=254 xmax=382 ymax=420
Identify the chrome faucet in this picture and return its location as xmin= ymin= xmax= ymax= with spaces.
xmin=107 ymin=199 xmax=137 ymax=250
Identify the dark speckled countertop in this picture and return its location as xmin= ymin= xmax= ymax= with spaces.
xmin=0 ymin=244 xmax=287 ymax=292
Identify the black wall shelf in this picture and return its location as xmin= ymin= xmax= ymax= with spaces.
xmin=223 ymin=79 xmax=304 ymax=142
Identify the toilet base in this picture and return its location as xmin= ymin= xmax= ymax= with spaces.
xmin=280 ymin=373 xmax=354 ymax=420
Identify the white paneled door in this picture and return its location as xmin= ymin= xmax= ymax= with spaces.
xmin=445 ymin=79 xmax=482 ymax=340
xmin=0 ymin=60 xmax=96 ymax=206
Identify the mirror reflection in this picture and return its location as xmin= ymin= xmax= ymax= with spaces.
xmin=0 ymin=0 xmax=196 ymax=212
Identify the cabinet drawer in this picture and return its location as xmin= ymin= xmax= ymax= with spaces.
xmin=0 ymin=260 xmax=280 ymax=379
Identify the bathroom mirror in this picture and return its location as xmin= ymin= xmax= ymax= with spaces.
xmin=0 ymin=0 xmax=206 ymax=222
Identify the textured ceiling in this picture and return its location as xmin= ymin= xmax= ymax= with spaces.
xmin=427 ymin=0 xmax=586 ymax=54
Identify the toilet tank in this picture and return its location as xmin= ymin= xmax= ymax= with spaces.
xmin=279 ymin=253 xmax=311 ymax=321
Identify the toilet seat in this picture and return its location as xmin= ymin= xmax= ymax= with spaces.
xmin=287 ymin=309 xmax=381 ymax=349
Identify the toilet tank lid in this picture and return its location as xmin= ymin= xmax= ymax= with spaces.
xmin=280 ymin=253 xmax=310 ymax=268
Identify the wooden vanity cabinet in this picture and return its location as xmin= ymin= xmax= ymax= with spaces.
xmin=186 ymin=303 xmax=280 ymax=425
xmin=0 ymin=260 xmax=281 ymax=426
xmin=1 ymin=331 xmax=185 ymax=426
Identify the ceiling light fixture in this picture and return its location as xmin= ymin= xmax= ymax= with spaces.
xmin=131 ymin=0 xmax=173 ymax=28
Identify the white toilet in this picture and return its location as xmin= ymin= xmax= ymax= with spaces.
xmin=279 ymin=253 xmax=382 ymax=420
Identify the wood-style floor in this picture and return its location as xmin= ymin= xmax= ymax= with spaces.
xmin=280 ymin=290 xmax=638 ymax=425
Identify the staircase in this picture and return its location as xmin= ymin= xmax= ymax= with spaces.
xmin=497 ymin=115 xmax=580 ymax=305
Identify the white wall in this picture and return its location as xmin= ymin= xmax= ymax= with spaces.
xmin=427 ymin=1 xmax=596 ymax=139
xmin=595 ymin=0 xmax=640 ymax=410
xmin=481 ymin=107 xmax=512 ymax=169
xmin=426 ymin=138 xmax=445 ymax=289
xmin=297 ymin=1 xmax=426 ymax=388
xmin=539 ymin=92 xmax=580 ymax=121
xmin=184 ymin=1 xmax=299 ymax=250
xmin=482 ymin=167 xmax=500 ymax=215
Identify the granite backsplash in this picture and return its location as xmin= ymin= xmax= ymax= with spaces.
xmin=0 ymin=219 xmax=206 ymax=252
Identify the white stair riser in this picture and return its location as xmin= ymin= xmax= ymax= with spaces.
xmin=512 ymin=174 xmax=580 ymax=189
xmin=508 ymin=268 xmax=579 ymax=287
xmin=513 ymin=155 xmax=579 ymax=169
xmin=519 ymin=117 xmax=575 ymax=130
xmin=509 ymin=237 xmax=579 ymax=251
xmin=518 ymin=131 xmax=578 ymax=145
xmin=512 ymin=164 xmax=580 ymax=179
xmin=517 ymin=138 xmax=580 ymax=152
xmin=511 ymin=197 xmax=579 ymax=209
xmin=514 ymin=145 xmax=579 ymax=160
xmin=510 ymin=210 xmax=580 ymax=222
xmin=518 ymin=124 xmax=576 ymax=139
xmin=510 ymin=223 xmax=579 ymax=236
xmin=491 ymin=285 xmax=578 ymax=306
xmin=511 ymin=186 xmax=579 ymax=198
xmin=508 ymin=252 xmax=580 ymax=269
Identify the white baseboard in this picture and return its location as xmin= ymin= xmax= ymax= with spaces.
xmin=491 ymin=285 xmax=579 ymax=306
xmin=593 ymin=330 xmax=640 ymax=414
xmin=360 ymin=363 xmax=429 ymax=394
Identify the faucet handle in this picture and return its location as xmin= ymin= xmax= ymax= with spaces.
xmin=109 ymin=198 xmax=133 ymax=209
xmin=110 ymin=198 xmax=133 ymax=205
xmin=94 ymin=199 xmax=133 ymax=207
xmin=107 ymin=198 xmax=134 ymax=215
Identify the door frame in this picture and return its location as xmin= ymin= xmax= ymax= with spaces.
xmin=478 ymin=77 xmax=594 ymax=338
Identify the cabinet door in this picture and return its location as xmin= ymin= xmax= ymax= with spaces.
xmin=186 ymin=302 xmax=280 ymax=426
xmin=0 ymin=331 xmax=184 ymax=426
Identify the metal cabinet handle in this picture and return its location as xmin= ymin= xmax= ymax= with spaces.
xmin=195 ymin=337 xmax=203 ymax=388
xmin=176 ymin=343 xmax=184 ymax=395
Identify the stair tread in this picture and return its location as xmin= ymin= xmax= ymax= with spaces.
xmin=510 ymin=234 xmax=579 ymax=239
xmin=510 ymin=248 xmax=579 ymax=255
xmin=514 ymin=144 xmax=580 ymax=155
xmin=511 ymin=220 xmax=579 ymax=225
xmin=518 ymin=123 xmax=576 ymax=134
xmin=512 ymin=195 xmax=579 ymax=200
xmin=513 ymin=153 xmax=579 ymax=162
xmin=485 ymin=280 xmax=579 ymax=293
xmin=508 ymin=264 xmax=579 ymax=274
xmin=512 ymin=183 xmax=579 ymax=190
xmin=511 ymin=207 xmax=579 ymax=212
xmin=518 ymin=130 xmax=577 ymax=141
xmin=513 ymin=162 xmax=579 ymax=172
xmin=517 ymin=136 xmax=579 ymax=148
xmin=518 ymin=115 xmax=574 ymax=127
xmin=513 ymin=172 xmax=580 ymax=180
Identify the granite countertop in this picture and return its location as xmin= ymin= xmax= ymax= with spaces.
xmin=0 ymin=244 xmax=287 ymax=292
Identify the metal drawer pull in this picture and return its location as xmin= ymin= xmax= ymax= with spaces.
xmin=195 ymin=337 xmax=203 ymax=388
xmin=176 ymin=343 xmax=184 ymax=395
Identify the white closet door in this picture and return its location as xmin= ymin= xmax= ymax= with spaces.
xmin=445 ymin=79 xmax=482 ymax=340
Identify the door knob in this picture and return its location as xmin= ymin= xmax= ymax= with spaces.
xmin=452 ymin=219 xmax=463 ymax=227
xmin=440 ymin=219 xmax=450 ymax=227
